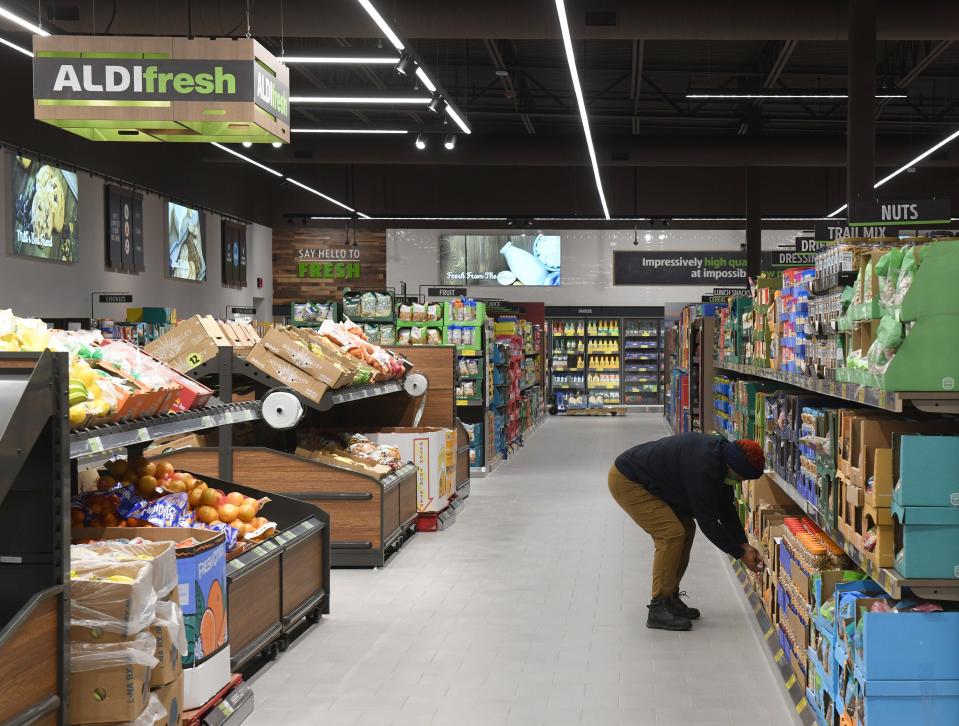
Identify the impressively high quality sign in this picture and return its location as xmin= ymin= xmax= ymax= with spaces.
xmin=33 ymin=36 xmax=289 ymax=144
xmin=613 ymin=251 xmax=747 ymax=285
xmin=848 ymin=199 xmax=952 ymax=227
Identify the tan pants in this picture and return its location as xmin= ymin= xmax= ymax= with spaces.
xmin=608 ymin=465 xmax=696 ymax=599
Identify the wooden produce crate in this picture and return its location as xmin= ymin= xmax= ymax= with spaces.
xmin=165 ymin=448 xmax=416 ymax=568
xmin=148 ymin=459 xmax=330 ymax=670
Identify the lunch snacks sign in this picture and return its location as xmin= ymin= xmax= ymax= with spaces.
xmin=33 ymin=36 xmax=289 ymax=144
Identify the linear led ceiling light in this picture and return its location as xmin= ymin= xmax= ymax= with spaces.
xmin=281 ymin=54 xmax=399 ymax=64
xmin=444 ymin=105 xmax=471 ymax=135
xmin=686 ymin=89 xmax=908 ymax=100
xmin=210 ymin=143 xmax=364 ymax=215
xmin=356 ymin=0 xmax=405 ymax=50
xmin=285 ymin=177 xmax=356 ymax=213
xmin=210 ymin=142 xmax=283 ymax=177
xmin=292 ymin=128 xmax=409 ymax=134
xmin=415 ymin=67 xmax=437 ymax=93
xmin=0 ymin=35 xmax=32 ymax=56
xmin=290 ymin=94 xmax=431 ymax=104
xmin=0 ymin=5 xmax=49 ymax=35
xmin=826 ymin=127 xmax=959 ymax=218
xmin=554 ymin=0 xmax=610 ymax=219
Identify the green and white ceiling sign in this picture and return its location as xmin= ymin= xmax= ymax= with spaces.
xmin=33 ymin=36 xmax=289 ymax=144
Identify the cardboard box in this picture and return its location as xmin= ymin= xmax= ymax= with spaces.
xmin=891 ymin=501 xmax=959 ymax=579
xmin=144 ymin=434 xmax=207 ymax=458
xmin=367 ymin=427 xmax=455 ymax=512
xmin=151 ymin=673 xmax=184 ymax=726
xmin=245 ymin=344 xmax=328 ymax=403
xmin=184 ymin=647 xmax=231 ymax=711
xmin=70 ymin=559 xmax=156 ymax=637
xmin=861 ymin=502 xmax=894 ymax=567
xmin=71 ymin=539 xmax=178 ymax=602
xmin=260 ymin=327 xmax=349 ymax=388
xmin=294 ymin=329 xmax=362 ymax=387
xmin=838 ymin=474 xmax=864 ymax=551
xmin=69 ymin=633 xmax=154 ymax=724
xmin=895 ymin=434 xmax=959 ymax=507
xmin=145 ymin=315 xmax=232 ymax=373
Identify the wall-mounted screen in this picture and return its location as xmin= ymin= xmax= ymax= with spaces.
xmin=11 ymin=155 xmax=79 ymax=263
xmin=105 ymin=185 xmax=143 ymax=273
xmin=221 ymin=220 xmax=247 ymax=287
xmin=439 ymin=233 xmax=561 ymax=286
xmin=166 ymin=202 xmax=206 ymax=281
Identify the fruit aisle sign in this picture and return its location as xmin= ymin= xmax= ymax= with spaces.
xmin=33 ymin=36 xmax=289 ymax=144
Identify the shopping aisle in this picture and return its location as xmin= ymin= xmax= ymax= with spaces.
xmin=247 ymin=415 xmax=798 ymax=726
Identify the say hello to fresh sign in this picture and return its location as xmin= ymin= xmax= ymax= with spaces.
xmin=33 ymin=51 xmax=289 ymax=123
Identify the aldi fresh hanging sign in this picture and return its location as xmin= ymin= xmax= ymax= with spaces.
xmin=33 ymin=36 xmax=289 ymax=143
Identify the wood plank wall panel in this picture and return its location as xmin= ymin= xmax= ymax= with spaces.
xmin=273 ymin=227 xmax=387 ymax=304
xmin=0 ymin=594 xmax=58 ymax=723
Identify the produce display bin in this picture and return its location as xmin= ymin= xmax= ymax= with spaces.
xmin=146 ymin=454 xmax=331 ymax=668
xmin=162 ymin=447 xmax=414 ymax=569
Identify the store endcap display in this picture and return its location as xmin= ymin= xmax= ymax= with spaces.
xmin=11 ymin=155 xmax=79 ymax=263
xmin=166 ymin=202 xmax=207 ymax=281
xmin=440 ymin=234 xmax=561 ymax=286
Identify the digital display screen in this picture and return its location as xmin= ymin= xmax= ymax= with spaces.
xmin=166 ymin=202 xmax=206 ymax=281
xmin=11 ymin=155 xmax=79 ymax=263
xmin=439 ymin=234 xmax=561 ymax=286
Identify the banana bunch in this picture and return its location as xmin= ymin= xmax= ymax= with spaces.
xmin=68 ymin=358 xmax=113 ymax=429
xmin=0 ymin=310 xmax=50 ymax=351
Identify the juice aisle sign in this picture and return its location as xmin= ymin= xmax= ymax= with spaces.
xmin=33 ymin=36 xmax=289 ymax=144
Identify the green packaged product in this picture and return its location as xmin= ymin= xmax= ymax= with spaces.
xmin=875 ymin=248 xmax=904 ymax=313
xmin=866 ymin=314 xmax=905 ymax=374
xmin=893 ymin=244 xmax=928 ymax=311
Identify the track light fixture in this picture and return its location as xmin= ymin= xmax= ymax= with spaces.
xmin=395 ymin=53 xmax=414 ymax=77
xmin=444 ymin=134 xmax=456 ymax=150
xmin=414 ymin=133 xmax=427 ymax=150
xmin=427 ymin=94 xmax=442 ymax=113
xmin=241 ymin=141 xmax=253 ymax=148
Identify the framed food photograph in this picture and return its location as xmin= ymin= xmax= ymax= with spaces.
xmin=166 ymin=201 xmax=207 ymax=281
xmin=11 ymin=155 xmax=79 ymax=263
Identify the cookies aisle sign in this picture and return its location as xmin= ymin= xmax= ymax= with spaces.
xmin=11 ymin=156 xmax=79 ymax=263
xmin=105 ymin=185 xmax=144 ymax=273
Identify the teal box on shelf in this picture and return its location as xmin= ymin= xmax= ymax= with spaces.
xmin=891 ymin=501 xmax=959 ymax=579
xmin=864 ymin=680 xmax=959 ymax=726
xmin=859 ymin=611 xmax=959 ymax=681
xmin=895 ymin=434 xmax=959 ymax=507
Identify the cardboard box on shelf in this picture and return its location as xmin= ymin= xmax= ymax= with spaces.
xmin=245 ymin=345 xmax=328 ymax=403
xmin=895 ymin=434 xmax=959 ymax=508
xmin=145 ymin=315 xmax=232 ymax=373
xmin=367 ymin=427 xmax=456 ymax=512
xmin=294 ymin=329 xmax=364 ymax=387
xmin=260 ymin=326 xmax=349 ymax=388
xmin=69 ymin=559 xmax=156 ymax=637
xmin=837 ymin=474 xmax=865 ymax=552
xmin=69 ymin=633 xmax=155 ymax=725
xmin=218 ymin=320 xmax=260 ymax=354
xmin=144 ymin=434 xmax=207 ymax=458
xmin=151 ymin=673 xmax=184 ymax=726
xmin=861 ymin=502 xmax=894 ymax=568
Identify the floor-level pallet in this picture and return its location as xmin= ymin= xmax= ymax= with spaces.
xmin=564 ymin=406 xmax=627 ymax=416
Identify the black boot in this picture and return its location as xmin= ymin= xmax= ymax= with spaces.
xmin=668 ymin=591 xmax=701 ymax=620
xmin=647 ymin=597 xmax=692 ymax=631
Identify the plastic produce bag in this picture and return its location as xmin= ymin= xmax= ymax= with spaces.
xmin=70 ymin=631 xmax=159 ymax=672
xmin=893 ymin=244 xmax=927 ymax=310
xmin=72 ymin=539 xmax=178 ymax=600
xmin=133 ymin=694 xmax=167 ymax=726
xmin=154 ymin=599 xmax=189 ymax=654
xmin=70 ymin=557 xmax=158 ymax=636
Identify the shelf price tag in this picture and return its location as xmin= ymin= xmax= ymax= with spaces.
xmin=88 ymin=438 xmax=103 ymax=453
xmin=137 ymin=428 xmax=151 ymax=442
xmin=201 ymin=416 xmax=216 ymax=429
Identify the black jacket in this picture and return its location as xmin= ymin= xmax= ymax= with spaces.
xmin=614 ymin=432 xmax=748 ymax=558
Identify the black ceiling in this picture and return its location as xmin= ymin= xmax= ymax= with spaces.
xmin=1 ymin=0 xmax=958 ymax=223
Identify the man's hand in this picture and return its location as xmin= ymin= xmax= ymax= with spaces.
xmin=740 ymin=543 xmax=764 ymax=573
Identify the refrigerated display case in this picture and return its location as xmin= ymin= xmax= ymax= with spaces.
xmin=622 ymin=318 xmax=663 ymax=406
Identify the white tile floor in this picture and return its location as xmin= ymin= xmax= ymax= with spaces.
xmin=246 ymin=415 xmax=800 ymax=726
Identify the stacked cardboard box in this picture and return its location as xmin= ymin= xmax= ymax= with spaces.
xmin=69 ymin=539 xmax=184 ymax=725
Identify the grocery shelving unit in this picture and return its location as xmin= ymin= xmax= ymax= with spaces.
xmin=622 ymin=317 xmax=664 ymax=407
xmin=547 ymin=319 xmax=586 ymax=413
xmin=0 ymin=351 xmax=70 ymax=726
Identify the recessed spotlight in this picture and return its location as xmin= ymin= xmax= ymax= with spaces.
xmin=272 ymin=141 xmax=282 ymax=148
xmin=395 ymin=54 xmax=414 ymax=76
xmin=443 ymin=134 xmax=456 ymax=150
xmin=414 ymin=133 xmax=427 ymax=150
xmin=658 ymin=233 xmax=666 ymax=240
xmin=242 ymin=141 xmax=253 ymax=148
xmin=644 ymin=233 xmax=652 ymax=242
